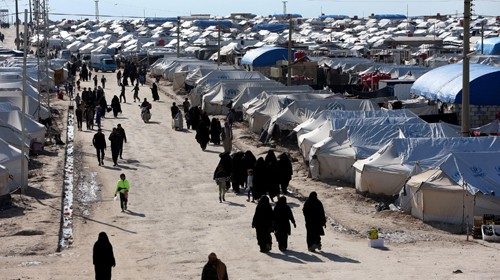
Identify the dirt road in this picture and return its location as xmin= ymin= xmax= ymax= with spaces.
xmin=1 ymin=69 xmax=499 ymax=279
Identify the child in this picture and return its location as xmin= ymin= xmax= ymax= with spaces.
xmin=246 ymin=169 xmax=254 ymax=202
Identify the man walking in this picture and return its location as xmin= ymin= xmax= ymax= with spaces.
xmin=108 ymin=128 xmax=121 ymax=166
xmin=114 ymin=173 xmax=130 ymax=212
xmin=92 ymin=128 xmax=106 ymax=166
xmin=116 ymin=124 xmax=127 ymax=159
xmin=101 ymin=75 xmax=107 ymax=89
xmin=116 ymin=69 xmax=122 ymax=86
xmin=119 ymin=83 xmax=126 ymax=103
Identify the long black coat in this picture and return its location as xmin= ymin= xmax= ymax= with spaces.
xmin=264 ymin=152 xmax=280 ymax=198
xmin=273 ymin=200 xmax=295 ymax=236
xmin=230 ymin=152 xmax=246 ymax=185
xmin=252 ymin=158 xmax=266 ymax=200
xmin=93 ymin=233 xmax=115 ymax=280
xmin=196 ymin=124 xmax=210 ymax=146
xmin=252 ymin=198 xmax=274 ymax=247
xmin=92 ymin=132 xmax=106 ymax=149
xmin=303 ymin=196 xmax=326 ymax=236
xmin=242 ymin=151 xmax=256 ymax=171
xmin=277 ymin=154 xmax=293 ymax=183
xmin=214 ymin=153 xmax=232 ymax=179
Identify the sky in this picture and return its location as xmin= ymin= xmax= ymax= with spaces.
xmin=2 ymin=0 xmax=500 ymax=21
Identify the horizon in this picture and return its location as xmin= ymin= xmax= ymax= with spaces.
xmin=2 ymin=0 xmax=500 ymax=21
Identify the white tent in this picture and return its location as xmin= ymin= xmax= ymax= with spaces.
xmin=298 ymin=116 xmax=425 ymax=159
xmin=309 ymin=123 xmax=461 ymax=183
xmin=0 ymin=138 xmax=27 ymax=193
xmin=247 ymin=93 xmax=334 ymax=133
xmin=232 ymin=85 xmax=312 ymax=111
xmin=293 ymin=109 xmax=419 ymax=139
xmin=404 ymin=152 xmax=500 ymax=225
xmin=0 ymin=93 xmax=50 ymax=120
xmin=353 ymin=137 xmax=500 ymax=196
xmin=268 ymin=98 xmax=378 ymax=134
xmin=201 ymin=80 xmax=281 ymax=114
xmin=0 ymin=109 xmax=46 ymax=148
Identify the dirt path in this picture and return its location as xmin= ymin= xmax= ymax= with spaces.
xmin=1 ymin=69 xmax=499 ymax=279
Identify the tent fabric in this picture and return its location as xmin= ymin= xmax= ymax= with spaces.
xmin=293 ymin=109 xmax=419 ymax=139
xmin=353 ymin=137 xmax=500 ymax=196
xmin=201 ymin=80 xmax=280 ymax=114
xmin=298 ymin=116 xmax=425 ymax=159
xmin=241 ymin=47 xmax=292 ymax=67
xmin=404 ymin=152 xmax=500 ymax=225
xmin=0 ymin=93 xmax=51 ymax=120
xmin=0 ymin=138 xmax=27 ymax=194
xmin=473 ymin=119 xmax=500 ymax=135
xmin=309 ymin=123 xmax=460 ymax=182
xmin=476 ymin=37 xmax=500 ymax=55
xmin=232 ymin=85 xmax=311 ymax=111
xmin=410 ymin=63 xmax=500 ymax=105
xmin=0 ymin=110 xmax=46 ymax=148
xmin=247 ymin=93 xmax=333 ymax=133
xmin=268 ymin=98 xmax=378 ymax=133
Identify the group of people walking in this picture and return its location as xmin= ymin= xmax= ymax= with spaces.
xmin=92 ymin=124 xmax=127 ymax=166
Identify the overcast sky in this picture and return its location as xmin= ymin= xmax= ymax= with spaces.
xmin=5 ymin=0 xmax=500 ymax=20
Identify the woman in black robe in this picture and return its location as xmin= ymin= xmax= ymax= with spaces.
xmin=264 ymin=150 xmax=280 ymax=201
xmin=151 ymin=82 xmax=160 ymax=101
xmin=230 ymin=151 xmax=245 ymax=194
xmin=252 ymin=196 xmax=274 ymax=253
xmin=196 ymin=122 xmax=210 ymax=151
xmin=302 ymin=191 xmax=327 ymax=252
xmin=273 ymin=196 xmax=296 ymax=251
xmin=93 ymin=232 xmax=116 ymax=280
xmin=242 ymin=150 xmax=256 ymax=172
xmin=252 ymin=157 xmax=266 ymax=200
xmin=277 ymin=152 xmax=293 ymax=194
xmin=210 ymin=118 xmax=221 ymax=145
xmin=110 ymin=95 xmax=121 ymax=118
xmin=98 ymin=95 xmax=108 ymax=118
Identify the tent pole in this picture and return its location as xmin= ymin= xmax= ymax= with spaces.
xmin=287 ymin=17 xmax=292 ymax=86
xmin=21 ymin=9 xmax=29 ymax=195
xmin=461 ymin=0 xmax=471 ymax=136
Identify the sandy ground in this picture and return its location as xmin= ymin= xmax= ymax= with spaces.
xmin=0 ymin=26 xmax=499 ymax=279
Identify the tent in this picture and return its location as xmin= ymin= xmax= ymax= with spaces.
xmin=232 ymin=85 xmax=312 ymax=111
xmin=475 ymin=37 xmax=500 ymax=55
xmin=267 ymin=98 xmax=378 ymax=134
xmin=353 ymin=137 xmax=500 ymax=196
xmin=298 ymin=116 xmax=425 ymax=158
xmin=309 ymin=123 xmax=461 ymax=183
xmin=0 ymin=109 xmax=46 ymax=148
xmin=410 ymin=64 xmax=500 ymax=105
xmin=404 ymin=152 xmax=500 ymax=225
xmin=241 ymin=46 xmax=292 ymax=67
xmin=0 ymin=138 xmax=27 ymax=193
xmin=200 ymin=80 xmax=280 ymax=114
xmin=293 ymin=109 xmax=419 ymax=139
xmin=0 ymin=165 xmax=11 ymax=196
xmin=247 ymin=93 xmax=334 ymax=133
xmin=0 ymin=93 xmax=51 ymax=120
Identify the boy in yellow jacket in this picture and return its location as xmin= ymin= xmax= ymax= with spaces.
xmin=114 ymin=173 xmax=130 ymax=212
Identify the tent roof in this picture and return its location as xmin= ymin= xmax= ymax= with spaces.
xmin=241 ymin=47 xmax=292 ymax=67
xmin=475 ymin=37 xmax=500 ymax=55
xmin=410 ymin=63 xmax=500 ymax=105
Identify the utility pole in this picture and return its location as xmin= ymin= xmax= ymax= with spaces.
xmin=176 ymin=16 xmax=180 ymax=57
xmin=480 ymin=19 xmax=485 ymax=54
xmin=287 ymin=17 xmax=292 ymax=86
xmin=34 ymin=0 xmax=41 ymax=119
xmin=282 ymin=1 xmax=288 ymax=15
xmin=95 ymin=0 xmax=99 ymax=23
xmin=15 ymin=0 xmax=20 ymax=49
xmin=29 ymin=0 xmax=32 ymax=25
xmin=21 ymin=9 xmax=29 ymax=194
xmin=217 ymin=24 xmax=221 ymax=67
xmin=462 ymin=0 xmax=471 ymax=136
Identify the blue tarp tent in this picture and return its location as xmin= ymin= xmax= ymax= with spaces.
xmin=476 ymin=37 xmax=500 ymax=55
xmin=319 ymin=15 xmax=349 ymax=20
xmin=241 ymin=47 xmax=293 ymax=67
xmin=372 ymin=14 xmax=407 ymax=20
xmin=144 ymin=17 xmax=177 ymax=25
xmin=193 ymin=20 xmax=233 ymax=29
xmin=252 ymin=23 xmax=288 ymax=33
xmin=411 ymin=64 xmax=500 ymax=105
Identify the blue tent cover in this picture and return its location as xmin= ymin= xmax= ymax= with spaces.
xmin=476 ymin=37 xmax=500 ymax=55
xmin=410 ymin=63 xmax=500 ymax=105
xmin=241 ymin=47 xmax=293 ymax=67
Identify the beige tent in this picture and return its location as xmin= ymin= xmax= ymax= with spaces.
xmin=403 ymin=152 xmax=500 ymax=225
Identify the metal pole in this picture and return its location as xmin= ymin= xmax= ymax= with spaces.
xmin=287 ymin=17 xmax=292 ymax=86
xmin=95 ymin=0 xmax=99 ymax=23
xmin=21 ymin=9 xmax=29 ymax=194
xmin=217 ymin=24 xmax=221 ymax=67
xmin=29 ymin=0 xmax=33 ymax=25
xmin=480 ymin=20 xmax=484 ymax=55
xmin=35 ymin=0 xmax=41 ymax=120
xmin=461 ymin=0 xmax=471 ymax=136
xmin=15 ymin=0 xmax=20 ymax=50
xmin=176 ymin=16 xmax=180 ymax=58
xmin=43 ymin=0 xmax=51 ymax=116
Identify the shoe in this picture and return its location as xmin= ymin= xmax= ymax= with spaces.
xmin=113 ymin=163 xmax=117 ymax=166
xmin=98 ymin=162 xmax=101 ymax=166
xmin=247 ymin=198 xmax=250 ymax=202
xmin=121 ymin=209 xmax=124 ymax=212
xmin=222 ymin=197 xmax=225 ymax=201
xmin=119 ymin=156 xmax=123 ymax=159
xmin=308 ymin=247 xmax=316 ymax=252
xmin=101 ymin=161 xmax=104 ymax=165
